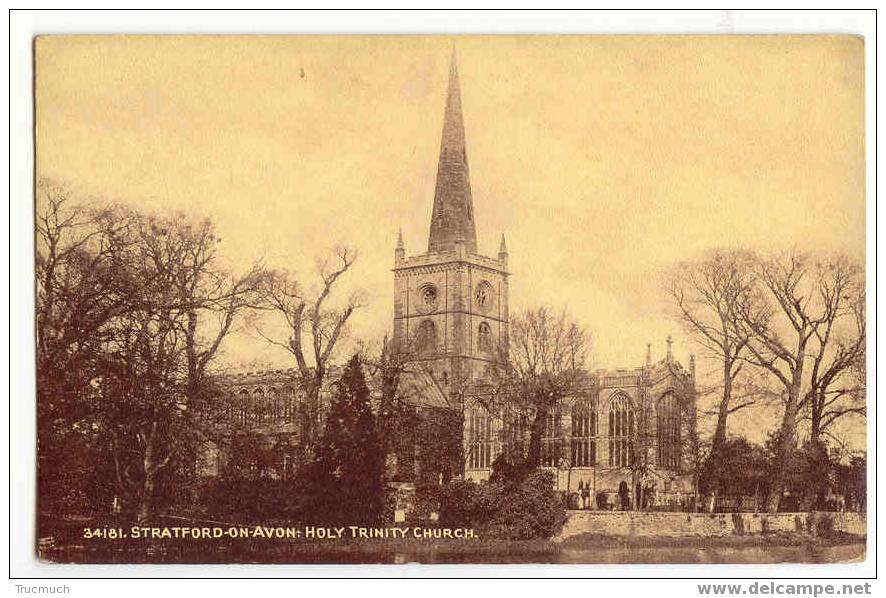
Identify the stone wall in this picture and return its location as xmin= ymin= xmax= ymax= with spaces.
xmin=556 ymin=511 xmax=867 ymax=541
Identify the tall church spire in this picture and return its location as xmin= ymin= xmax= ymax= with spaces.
xmin=428 ymin=49 xmax=477 ymax=254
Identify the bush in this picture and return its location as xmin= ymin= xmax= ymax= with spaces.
xmin=489 ymin=470 xmax=567 ymax=539
xmin=438 ymin=470 xmax=566 ymax=540
xmin=489 ymin=452 xmax=533 ymax=486
xmin=438 ymin=478 xmax=502 ymax=529
xmin=202 ymin=478 xmax=307 ymax=523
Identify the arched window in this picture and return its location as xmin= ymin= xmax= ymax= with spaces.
xmin=224 ymin=392 xmax=235 ymax=423
xmin=571 ymin=401 xmax=598 ymax=467
xmin=608 ymin=393 xmax=634 ymax=467
xmin=478 ymin=321 xmax=492 ymax=353
xmin=657 ymin=392 xmax=682 ymax=469
xmin=281 ymin=454 xmax=292 ymax=481
xmin=253 ymin=387 xmax=265 ymax=424
xmin=467 ymin=405 xmax=495 ymax=469
xmin=268 ymin=387 xmax=280 ymax=424
xmin=282 ymin=386 xmax=295 ymax=423
xmin=415 ymin=319 xmax=437 ymax=354
xmin=238 ymin=389 xmax=250 ymax=426
xmin=541 ymin=407 xmax=563 ymax=468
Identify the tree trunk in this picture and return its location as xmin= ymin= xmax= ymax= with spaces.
xmin=706 ymin=359 xmax=738 ymax=500
xmin=767 ymin=392 xmax=801 ymax=513
xmin=711 ymin=369 xmax=733 ymax=460
xmin=765 ymin=335 xmax=806 ymax=513
xmin=527 ymin=406 xmax=547 ymax=468
xmin=137 ymin=471 xmax=156 ymax=522
xmin=137 ymin=423 xmax=160 ymax=522
xmin=810 ymin=391 xmax=824 ymax=445
xmin=300 ymin=375 xmax=322 ymax=453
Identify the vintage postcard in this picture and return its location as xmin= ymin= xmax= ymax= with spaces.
xmin=33 ymin=34 xmax=866 ymax=565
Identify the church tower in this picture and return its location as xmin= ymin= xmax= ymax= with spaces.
xmin=393 ymin=51 xmax=509 ymax=398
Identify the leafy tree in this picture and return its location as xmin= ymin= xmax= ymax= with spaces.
xmin=306 ymin=355 xmax=385 ymax=524
xmin=362 ymin=336 xmax=418 ymax=481
xmin=362 ymin=335 xmax=464 ymax=488
xmin=760 ymin=431 xmax=836 ymax=511
xmin=835 ymin=454 xmax=866 ymax=512
xmin=489 ymin=452 xmax=533 ymax=486
xmin=698 ymin=437 xmax=770 ymax=502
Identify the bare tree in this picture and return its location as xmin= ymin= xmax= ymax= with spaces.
xmin=35 ymin=180 xmax=146 ymax=520
xmin=731 ymin=250 xmax=863 ymax=512
xmin=258 ymin=246 xmax=362 ymax=451
xmin=36 ymin=181 xmax=265 ymax=521
xmin=36 ymin=181 xmax=141 ymax=410
xmin=102 ymin=212 xmax=264 ymax=520
xmin=800 ymin=270 xmax=866 ymax=445
xmin=174 ymin=220 xmax=267 ymax=407
xmin=476 ymin=306 xmax=591 ymax=469
xmin=664 ymin=249 xmax=755 ymax=460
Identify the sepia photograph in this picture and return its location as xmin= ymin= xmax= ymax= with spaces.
xmin=29 ymin=30 xmax=867 ymax=568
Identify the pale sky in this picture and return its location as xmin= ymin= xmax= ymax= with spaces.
xmin=36 ymin=35 xmax=865 ymax=442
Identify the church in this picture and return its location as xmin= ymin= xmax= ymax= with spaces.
xmin=201 ymin=53 xmax=698 ymax=511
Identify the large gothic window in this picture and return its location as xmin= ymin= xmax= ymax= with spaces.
xmin=541 ymin=408 xmax=563 ymax=468
xmin=571 ymin=401 xmax=597 ymax=467
xmin=467 ymin=405 xmax=495 ymax=469
xmin=478 ymin=321 xmax=492 ymax=353
xmin=657 ymin=392 xmax=682 ymax=469
xmin=415 ymin=319 xmax=438 ymax=354
xmin=608 ymin=393 xmax=634 ymax=468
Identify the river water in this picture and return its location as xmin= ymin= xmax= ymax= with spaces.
xmin=43 ymin=541 xmax=865 ymax=565
xmin=552 ymin=543 xmax=865 ymax=565
xmin=377 ymin=544 xmax=865 ymax=565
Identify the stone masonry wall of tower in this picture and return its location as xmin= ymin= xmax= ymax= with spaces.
xmin=393 ymin=50 xmax=510 ymax=397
